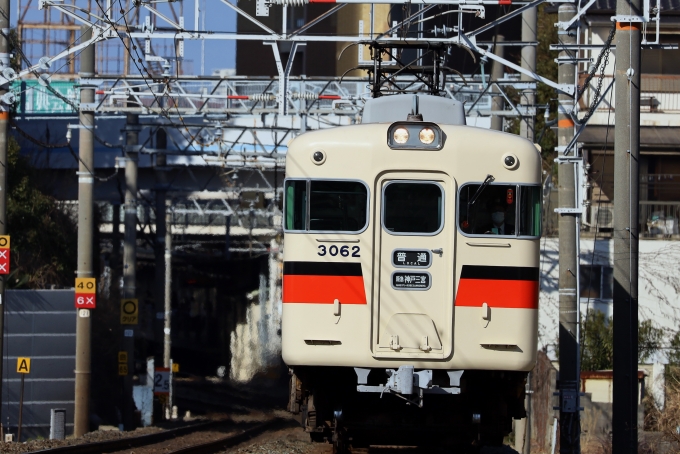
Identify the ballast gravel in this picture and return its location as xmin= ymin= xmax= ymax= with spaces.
xmin=0 ymin=425 xmax=166 ymax=454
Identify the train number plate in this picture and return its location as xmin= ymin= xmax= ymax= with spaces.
xmin=392 ymin=249 xmax=431 ymax=268
xmin=391 ymin=272 xmax=431 ymax=290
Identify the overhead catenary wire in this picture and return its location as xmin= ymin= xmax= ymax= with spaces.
xmin=96 ymin=0 xmax=201 ymax=152
xmin=0 ymin=5 xmax=127 ymax=151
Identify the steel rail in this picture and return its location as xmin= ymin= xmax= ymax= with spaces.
xmin=28 ymin=419 xmax=235 ymax=454
xmin=167 ymin=419 xmax=282 ymax=454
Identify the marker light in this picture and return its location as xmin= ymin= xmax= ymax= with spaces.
xmin=393 ymin=127 xmax=409 ymax=144
xmin=419 ymin=127 xmax=435 ymax=144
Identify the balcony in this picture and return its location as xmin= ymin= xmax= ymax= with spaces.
xmin=586 ymin=200 xmax=680 ymax=238
xmin=582 ymin=74 xmax=680 ymax=126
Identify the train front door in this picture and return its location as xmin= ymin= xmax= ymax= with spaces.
xmin=372 ymin=173 xmax=455 ymax=359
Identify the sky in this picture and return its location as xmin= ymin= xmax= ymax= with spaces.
xmin=11 ymin=0 xmax=238 ymax=76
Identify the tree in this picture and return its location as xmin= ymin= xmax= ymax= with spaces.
xmin=669 ymin=330 xmax=680 ymax=365
xmin=580 ymin=309 xmax=614 ymax=371
xmin=579 ymin=309 xmax=664 ymax=370
xmin=6 ymin=137 xmax=77 ymax=288
xmin=638 ymin=319 xmax=665 ymax=363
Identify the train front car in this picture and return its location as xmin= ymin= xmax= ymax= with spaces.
xmin=282 ymin=95 xmax=541 ymax=451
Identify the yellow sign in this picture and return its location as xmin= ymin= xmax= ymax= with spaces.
xmin=172 ymin=363 xmax=179 ymax=373
xmin=118 ymin=352 xmax=128 ymax=363
xmin=16 ymin=357 xmax=30 ymax=374
xmin=0 ymin=235 xmax=9 ymax=248
xmin=75 ymin=278 xmax=96 ymax=294
xmin=118 ymin=364 xmax=128 ymax=376
xmin=120 ymin=299 xmax=139 ymax=325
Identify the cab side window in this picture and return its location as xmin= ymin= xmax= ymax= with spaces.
xmin=284 ymin=179 xmax=368 ymax=233
xmin=458 ymin=184 xmax=541 ymax=237
xmin=310 ymin=181 xmax=368 ymax=231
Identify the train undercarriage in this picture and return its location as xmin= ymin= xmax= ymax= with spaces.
xmin=288 ymin=366 xmax=528 ymax=452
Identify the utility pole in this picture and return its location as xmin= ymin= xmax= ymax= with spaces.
xmin=612 ymin=4 xmax=641 ymax=452
xmin=557 ymin=4 xmax=580 ymax=454
xmin=74 ymin=24 xmax=95 ymax=437
xmin=0 ymin=0 xmax=10 ymax=432
xmin=490 ymin=35 xmax=505 ymax=132
xmin=122 ymin=111 xmax=139 ymax=431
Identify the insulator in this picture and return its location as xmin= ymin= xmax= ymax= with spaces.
xmin=270 ymin=0 xmax=308 ymax=6
xmin=248 ymin=93 xmax=277 ymax=102
xmin=290 ymin=92 xmax=319 ymax=100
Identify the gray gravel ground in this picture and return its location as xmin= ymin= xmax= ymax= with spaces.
xmin=225 ymin=425 xmax=331 ymax=454
xmin=0 ymin=426 xmax=166 ymax=454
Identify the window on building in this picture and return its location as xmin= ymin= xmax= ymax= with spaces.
xmin=580 ymin=265 xmax=613 ymax=300
xmin=383 ymin=182 xmax=443 ymax=234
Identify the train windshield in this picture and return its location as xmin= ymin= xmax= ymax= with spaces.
xmin=383 ymin=182 xmax=443 ymax=234
xmin=284 ymin=179 xmax=368 ymax=233
xmin=458 ymin=184 xmax=541 ymax=237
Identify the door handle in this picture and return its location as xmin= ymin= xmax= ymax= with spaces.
xmin=431 ymin=248 xmax=443 ymax=257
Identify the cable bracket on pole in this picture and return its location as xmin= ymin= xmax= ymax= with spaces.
xmin=612 ymin=15 xmax=647 ymax=22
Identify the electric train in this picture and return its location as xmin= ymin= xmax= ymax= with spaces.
xmin=281 ymin=94 xmax=541 ymax=452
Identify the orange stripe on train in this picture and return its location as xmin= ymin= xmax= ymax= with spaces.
xmin=283 ymin=275 xmax=367 ymax=304
xmin=455 ymin=278 xmax=538 ymax=309
xmin=455 ymin=265 xmax=539 ymax=309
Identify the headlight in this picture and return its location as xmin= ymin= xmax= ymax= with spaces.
xmin=419 ymin=127 xmax=435 ymax=144
xmin=393 ymin=127 xmax=409 ymax=144
xmin=387 ymin=122 xmax=443 ymax=150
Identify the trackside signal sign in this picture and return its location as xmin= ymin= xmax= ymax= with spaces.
xmin=16 ymin=357 xmax=30 ymax=374
xmin=120 ymin=299 xmax=139 ymax=324
xmin=75 ymin=278 xmax=96 ymax=309
xmin=0 ymin=235 xmax=9 ymax=275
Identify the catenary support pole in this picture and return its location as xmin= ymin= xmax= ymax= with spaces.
xmin=122 ymin=111 xmax=139 ymax=431
xmin=163 ymin=201 xmax=172 ymax=369
xmin=490 ymin=34 xmax=505 ymax=132
xmin=517 ymin=8 xmax=536 ymax=453
xmin=612 ymin=5 xmax=641 ymax=453
xmin=520 ymin=7 xmax=537 ymax=142
xmin=154 ymin=147 xmax=168 ymax=420
xmin=74 ymin=24 xmax=95 ymax=438
xmin=0 ymin=0 xmax=10 ymax=433
xmin=557 ymin=4 xmax=580 ymax=454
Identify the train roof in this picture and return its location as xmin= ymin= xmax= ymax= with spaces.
xmin=362 ymin=94 xmax=466 ymax=125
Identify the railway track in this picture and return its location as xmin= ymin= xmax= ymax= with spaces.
xmin=29 ymin=419 xmax=282 ymax=454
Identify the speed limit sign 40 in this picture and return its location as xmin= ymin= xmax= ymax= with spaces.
xmin=75 ymin=278 xmax=96 ymax=309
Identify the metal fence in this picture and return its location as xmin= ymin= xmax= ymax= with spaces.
xmin=1 ymin=290 xmax=76 ymax=441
